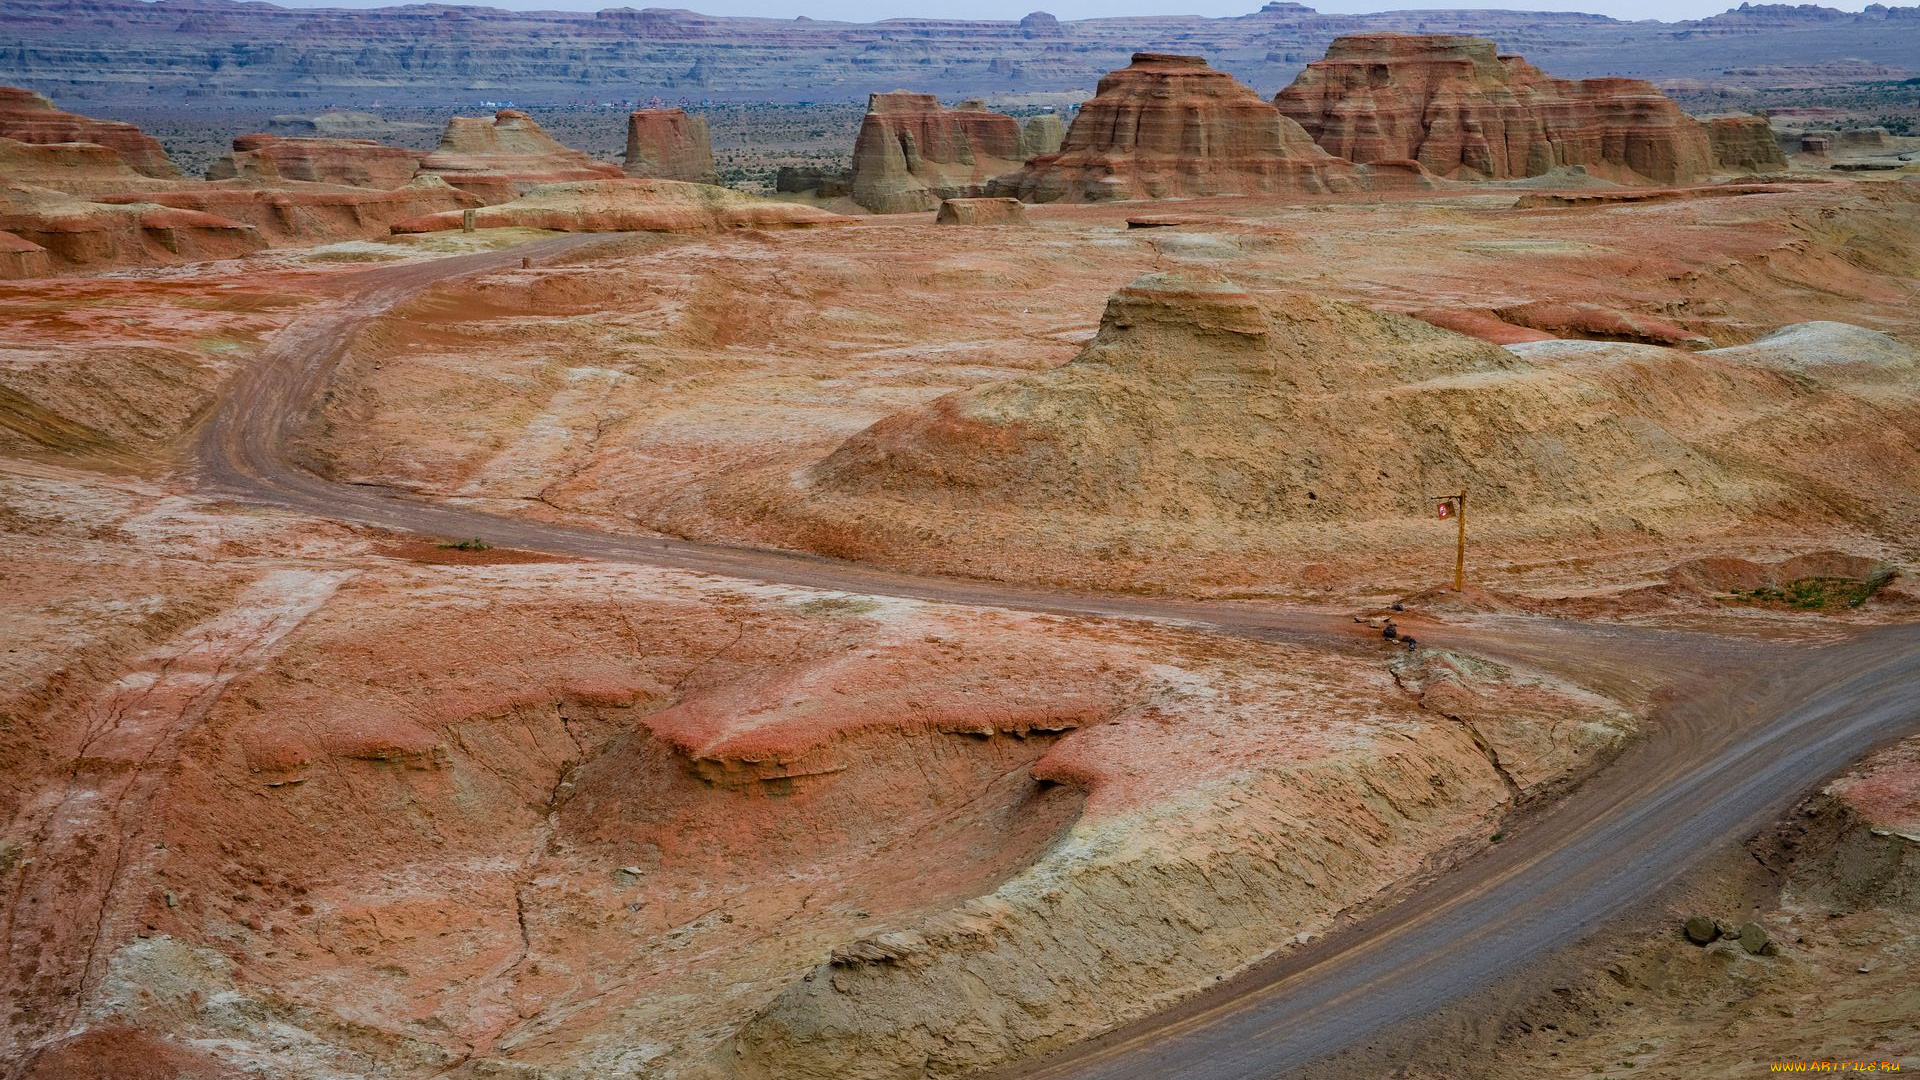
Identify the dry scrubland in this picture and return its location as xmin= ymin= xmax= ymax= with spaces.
xmin=2 ymin=152 xmax=1919 ymax=1079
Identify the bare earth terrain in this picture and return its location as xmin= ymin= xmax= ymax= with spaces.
xmin=1 ymin=31 xmax=1918 ymax=1080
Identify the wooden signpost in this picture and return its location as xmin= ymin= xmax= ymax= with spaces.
xmin=1433 ymin=489 xmax=1467 ymax=592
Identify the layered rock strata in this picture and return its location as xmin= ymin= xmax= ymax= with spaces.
xmin=623 ymin=108 xmax=715 ymax=183
xmin=801 ymin=269 xmax=1920 ymax=540
xmin=0 ymin=228 xmax=51 ymax=278
xmin=417 ymin=109 xmax=621 ymax=204
xmin=849 ymin=91 xmax=1031 ymax=214
xmin=1705 ymin=114 xmax=1790 ymax=173
xmin=390 ymin=178 xmax=853 ymax=234
xmin=205 ymin=134 xmax=425 ymax=189
xmin=935 ymin=196 xmax=1028 ymax=224
xmin=990 ymin=53 xmax=1360 ymax=202
xmin=0 ymin=184 xmax=264 ymax=272
xmin=1019 ymin=112 xmax=1066 ymax=156
xmin=96 ymin=177 xmax=481 ymax=247
xmin=0 ymin=85 xmax=179 ymax=178
xmin=1272 ymin=34 xmax=1715 ymax=185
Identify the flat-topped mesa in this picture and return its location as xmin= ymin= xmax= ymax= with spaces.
xmin=990 ymin=53 xmax=1360 ymax=203
xmin=1273 ymin=34 xmax=1714 ymax=186
xmin=206 ymin=134 xmax=425 ymax=189
xmin=417 ymin=109 xmax=621 ymax=203
xmin=624 ymin=108 xmax=715 ymax=183
xmin=0 ymin=86 xmax=180 ymax=179
xmin=849 ymin=91 xmax=1031 ymax=214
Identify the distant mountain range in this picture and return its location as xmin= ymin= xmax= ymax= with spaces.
xmin=3 ymin=0 xmax=1917 ymax=105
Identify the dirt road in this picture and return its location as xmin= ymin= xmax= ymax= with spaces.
xmin=192 ymin=237 xmax=1920 ymax=1079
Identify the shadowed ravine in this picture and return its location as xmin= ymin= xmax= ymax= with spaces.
xmin=192 ymin=236 xmax=1920 ymax=1079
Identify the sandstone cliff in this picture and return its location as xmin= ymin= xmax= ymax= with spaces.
xmin=623 ymin=108 xmax=715 ymax=183
xmin=1272 ymin=34 xmax=1715 ymax=185
xmin=205 ymin=134 xmax=424 ymax=189
xmin=0 ymin=85 xmax=179 ymax=178
xmin=849 ymin=92 xmax=1032 ymax=214
xmin=991 ymin=53 xmax=1360 ymax=203
xmin=417 ymin=109 xmax=621 ymax=204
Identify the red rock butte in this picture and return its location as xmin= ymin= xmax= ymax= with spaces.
xmin=991 ymin=53 xmax=1361 ymax=203
xmin=1272 ymin=34 xmax=1717 ymax=186
xmin=624 ymin=108 xmax=716 ymax=184
xmin=850 ymin=91 xmax=1033 ymax=214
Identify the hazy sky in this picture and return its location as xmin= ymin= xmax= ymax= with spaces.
xmin=250 ymin=0 xmax=1881 ymax=24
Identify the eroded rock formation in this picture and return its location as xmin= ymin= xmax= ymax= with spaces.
xmin=801 ymin=268 xmax=1920 ymax=538
xmin=935 ymin=196 xmax=1028 ymax=224
xmin=990 ymin=53 xmax=1360 ymax=202
xmin=623 ymin=108 xmax=715 ymax=183
xmin=1019 ymin=113 xmax=1066 ymax=157
xmin=0 ymin=135 xmax=153 ymax=195
xmin=0 ymin=86 xmax=179 ymax=179
xmin=849 ymin=92 xmax=1031 ymax=214
xmin=1272 ymin=34 xmax=1715 ymax=185
xmin=0 ymin=184 xmax=264 ymax=272
xmin=417 ymin=109 xmax=621 ymax=203
xmin=0 ymin=228 xmax=51 ymax=278
xmin=1706 ymin=114 xmax=1790 ymax=172
xmin=205 ymin=134 xmax=425 ymax=189
xmin=391 ymin=178 xmax=853 ymax=234
xmin=98 ymin=177 xmax=482 ymax=247
xmin=0 ymin=91 xmax=476 ymax=272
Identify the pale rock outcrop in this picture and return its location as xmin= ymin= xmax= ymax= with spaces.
xmin=1706 ymin=114 xmax=1790 ymax=172
xmin=802 ymin=269 xmax=1920 ymax=539
xmin=849 ymin=91 xmax=1030 ymax=214
xmin=990 ymin=53 xmax=1360 ymax=203
xmin=391 ymin=177 xmax=853 ymax=234
xmin=417 ymin=109 xmax=621 ymax=204
xmin=1019 ymin=113 xmax=1066 ymax=157
xmin=205 ymin=134 xmax=425 ymax=189
xmin=1273 ymin=34 xmax=1715 ymax=186
xmin=935 ymin=196 xmax=1028 ymax=224
xmin=0 ymin=86 xmax=180 ymax=179
xmin=267 ymin=110 xmax=403 ymax=137
xmin=775 ymin=165 xmax=850 ymax=198
xmin=623 ymin=108 xmax=715 ymax=183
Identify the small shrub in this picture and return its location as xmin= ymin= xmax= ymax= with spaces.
xmin=440 ymin=538 xmax=494 ymax=552
xmin=1723 ymin=567 xmax=1899 ymax=612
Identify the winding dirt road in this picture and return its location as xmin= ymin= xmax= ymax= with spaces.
xmin=193 ymin=237 xmax=1920 ymax=1079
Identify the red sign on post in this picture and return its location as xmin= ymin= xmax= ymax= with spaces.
xmin=1437 ymin=501 xmax=1454 ymax=519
